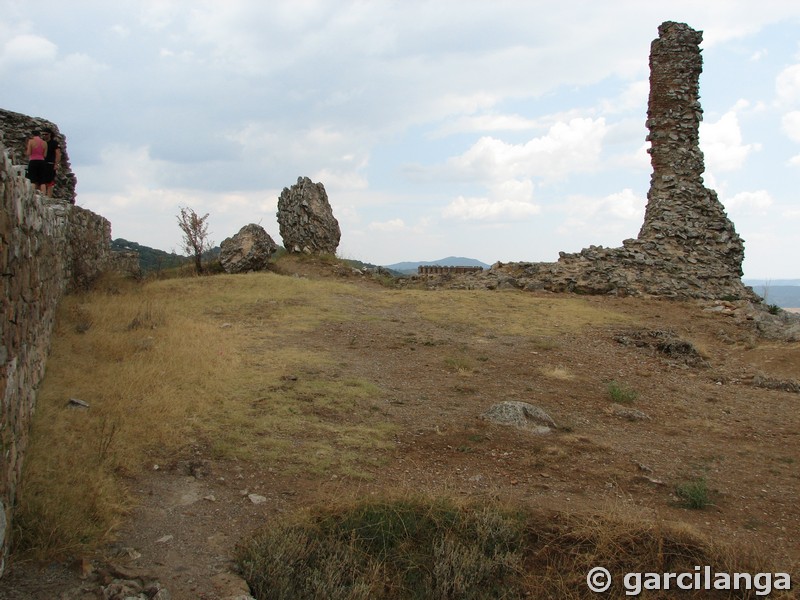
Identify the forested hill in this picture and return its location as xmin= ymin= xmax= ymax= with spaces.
xmin=111 ymin=238 xmax=191 ymax=272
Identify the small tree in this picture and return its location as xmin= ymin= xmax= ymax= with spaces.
xmin=177 ymin=206 xmax=211 ymax=274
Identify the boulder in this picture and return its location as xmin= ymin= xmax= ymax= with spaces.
xmin=276 ymin=176 xmax=341 ymax=255
xmin=219 ymin=224 xmax=278 ymax=274
xmin=480 ymin=401 xmax=556 ymax=434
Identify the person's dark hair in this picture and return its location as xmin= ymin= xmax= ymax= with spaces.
xmin=31 ymin=130 xmax=40 ymax=136
xmin=43 ymin=128 xmax=54 ymax=135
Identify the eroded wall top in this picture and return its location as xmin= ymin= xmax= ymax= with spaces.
xmin=0 ymin=108 xmax=76 ymax=205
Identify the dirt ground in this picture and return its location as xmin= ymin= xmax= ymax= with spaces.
xmin=2 ymin=264 xmax=799 ymax=599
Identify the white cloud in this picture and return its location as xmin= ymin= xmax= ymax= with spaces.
xmin=442 ymin=196 xmax=540 ymax=222
xmin=312 ymin=168 xmax=369 ymax=192
xmin=782 ymin=111 xmax=800 ymax=142
xmin=368 ymin=219 xmax=405 ymax=232
xmin=79 ymin=144 xmax=165 ymax=192
xmin=700 ymin=110 xmax=760 ymax=172
xmin=565 ymin=188 xmax=645 ymax=222
xmin=776 ymin=63 xmax=800 ymax=107
xmin=443 ymin=117 xmax=608 ymax=183
xmin=724 ymin=190 xmax=774 ymax=215
xmin=443 ymin=177 xmax=541 ymax=222
xmin=556 ymin=188 xmax=645 ymax=243
xmin=600 ymin=80 xmax=649 ymax=114
xmin=0 ymin=34 xmax=57 ymax=68
xmin=110 ymin=24 xmax=130 ymax=38
xmin=433 ymin=113 xmax=540 ymax=138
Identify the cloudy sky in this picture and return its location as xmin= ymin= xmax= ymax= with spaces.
xmin=2 ymin=1 xmax=799 ymax=277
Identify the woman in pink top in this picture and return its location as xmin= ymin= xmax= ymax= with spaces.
xmin=25 ymin=130 xmax=49 ymax=193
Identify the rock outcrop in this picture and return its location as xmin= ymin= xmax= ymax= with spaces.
xmin=481 ymin=401 xmax=556 ymax=435
xmin=276 ymin=177 xmax=341 ymax=255
xmin=219 ymin=223 xmax=279 ymax=274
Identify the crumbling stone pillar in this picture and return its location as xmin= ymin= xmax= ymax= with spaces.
xmin=486 ymin=21 xmax=754 ymax=301
xmin=638 ymin=21 xmax=746 ymax=277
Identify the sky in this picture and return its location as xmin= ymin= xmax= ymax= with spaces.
xmin=1 ymin=1 xmax=799 ymax=278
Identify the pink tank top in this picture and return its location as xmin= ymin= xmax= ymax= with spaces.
xmin=29 ymin=138 xmax=46 ymax=160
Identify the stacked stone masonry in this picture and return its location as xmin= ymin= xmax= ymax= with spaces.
xmin=0 ymin=123 xmax=111 ymax=577
xmin=418 ymin=266 xmax=484 ymax=275
xmin=489 ymin=22 xmax=756 ymax=301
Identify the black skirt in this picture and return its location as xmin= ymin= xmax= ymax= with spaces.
xmin=26 ymin=160 xmax=49 ymax=185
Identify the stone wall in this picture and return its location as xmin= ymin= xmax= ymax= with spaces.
xmin=487 ymin=22 xmax=755 ymax=301
xmin=417 ymin=266 xmax=484 ymax=275
xmin=0 ymin=126 xmax=110 ymax=576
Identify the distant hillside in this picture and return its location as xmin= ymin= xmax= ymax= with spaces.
xmin=384 ymin=256 xmax=492 ymax=274
xmin=745 ymin=284 xmax=800 ymax=308
xmin=744 ymin=279 xmax=800 ymax=287
xmin=111 ymin=238 xmax=220 ymax=273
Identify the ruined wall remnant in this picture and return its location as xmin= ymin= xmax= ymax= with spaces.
xmin=0 ymin=109 xmax=77 ymax=205
xmin=485 ymin=21 xmax=754 ymax=301
xmin=0 ymin=119 xmax=111 ymax=577
xmin=418 ymin=266 xmax=484 ymax=275
xmin=638 ymin=21 xmax=746 ymax=282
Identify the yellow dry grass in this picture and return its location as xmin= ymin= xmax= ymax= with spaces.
xmin=405 ymin=289 xmax=630 ymax=336
xmin=8 ymin=266 xmax=667 ymax=561
xmin=14 ymin=271 xmax=392 ymax=556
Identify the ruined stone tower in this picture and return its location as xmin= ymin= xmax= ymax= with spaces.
xmin=639 ymin=21 xmax=746 ymax=280
xmin=487 ymin=21 xmax=754 ymax=301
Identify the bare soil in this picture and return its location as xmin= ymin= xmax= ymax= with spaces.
xmin=2 ymin=263 xmax=799 ymax=599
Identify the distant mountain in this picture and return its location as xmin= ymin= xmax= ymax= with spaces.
xmin=384 ymin=256 xmax=492 ymax=274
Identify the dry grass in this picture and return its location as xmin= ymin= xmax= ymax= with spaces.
xmin=237 ymin=494 xmax=788 ymax=599
xmin=14 ymin=270 xmax=394 ymax=556
xmin=406 ymin=289 xmax=630 ymax=337
xmin=13 ymin=261 xmax=797 ymax=599
xmin=541 ymin=366 xmax=575 ymax=381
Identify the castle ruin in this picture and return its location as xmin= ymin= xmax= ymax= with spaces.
xmin=0 ymin=20 xmax=768 ymax=578
xmin=486 ymin=22 xmax=756 ymax=301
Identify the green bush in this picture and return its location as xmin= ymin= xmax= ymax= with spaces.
xmin=676 ymin=477 xmax=711 ymax=509
xmin=607 ymin=380 xmax=638 ymax=404
xmin=236 ymin=497 xmax=527 ymax=600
